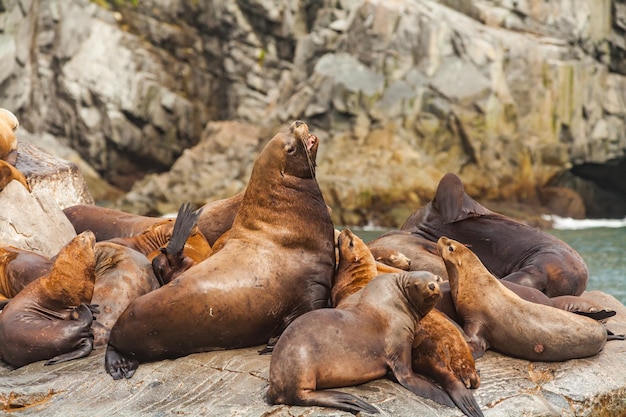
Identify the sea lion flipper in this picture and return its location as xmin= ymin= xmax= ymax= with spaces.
xmin=105 ymin=345 xmax=139 ymax=380
xmin=550 ymin=295 xmax=616 ymax=321
xmin=607 ymin=329 xmax=626 ymax=341
xmin=296 ymin=390 xmax=379 ymax=414
xmin=44 ymin=337 xmax=94 ymax=366
xmin=392 ymin=361 xmax=455 ymax=408
xmin=435 ymin=173 xmax=491 ymax=224
xmin=445 ymin=380 xmax=484 ymax=417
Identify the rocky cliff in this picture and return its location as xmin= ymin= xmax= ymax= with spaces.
xmin=1 ymin=0 xmax=625 ymax=227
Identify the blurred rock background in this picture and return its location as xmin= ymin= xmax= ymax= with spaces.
xmin=1 ymin=0 xmax=626 ymax=227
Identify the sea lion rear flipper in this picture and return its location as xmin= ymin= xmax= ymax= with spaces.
xmin=259 ymin=336 xmax=279 ymax=355
xmin=105 ymin=345 xmax=139 ymax=380
xmin=607 ymin=329 xmax=626 ymax=341
xmin=45 ymin=337 xmax=94 ymax=366
xmin=296 ymin=390 xmax=379 ymax=414
xmin=391 ymin=361 xmax=456 ymax=408
xmin=550 ymin=295 xmax=616 ymax=321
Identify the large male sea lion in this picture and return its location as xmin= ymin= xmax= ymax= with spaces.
xmin=402 ymin=173 xmax=588 ymax=297
xmin=91 ymin=242 xmax=160 ymax=347
xmin=105 ymin=121 xmax=336 ymax=379
xmin=438 ymin=236 xmax=619 ymax=361
xmin=333 ymin=229 xmax=482 ymax=417
xmin=268 ymin=271 xmax=447 ymax=414
xmin=0 ymin=231 xmax=97 ymax=368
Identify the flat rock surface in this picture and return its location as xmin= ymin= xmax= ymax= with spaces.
xmin=1 ymin=291 xmax=625 ymax=416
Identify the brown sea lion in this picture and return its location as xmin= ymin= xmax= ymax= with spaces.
xmin=105 ymin=121 xmax=335 ymax=380
xmin=0 ymin=160 xmax=30 ymax=192
xmin=0 ymin=231 xmax=97 ymax=368
xmin=438 ymin=236 xmax=620 ymax=361
xmin=368 ymin=230 xmax=447 ymax=277
xmin=0 ymin=108 xmax=19 ymax=164
xmin=0 ymin=246 xmax=53 ymax=306
xmin=368 ymin=245 xmax=412 ymax=270
xmin=402 ymin=173 xmax=588 ymax=297
xmin=63 ymin=192 xmax=244 ymax=246
xmin=268 ymin=271 xmax=449 ymax=414
xmin=91 ymin=242 xmax=160 ymax=347
xmin=333 ymin=229 xmax=482 ymax=417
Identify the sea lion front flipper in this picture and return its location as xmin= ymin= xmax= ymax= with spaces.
xmin=445 ymin=379 xmax=484 ymax=417
xmin=45 ymin=337 xmax=94 ymax=366
xmin=435 ymin=173 xmax=491 ymax=224
xmin=258 ymin=336 xmax=279 ymax=355
xmin=105 ymin=345 xmax=139 ymax=380
xmin=391 ymin=360 xmax=455 ymax=408
xmin=296 ymin=390 xmax=379 ymax=414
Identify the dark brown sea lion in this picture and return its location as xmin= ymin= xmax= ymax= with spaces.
xmin=0 ymin=246 xmax=53 ymax=306
xmin=333 ymin=229 xmax=482 ymax=417
xmin=0 ymin=231 xmax=97 ymax=368
xmin=91 ymin=242 xmax=160 ymax=347
xmin=63 ymin=192 xmax=244 ymax=246
xmin=402 ymin=173 xmax=588 ymax=297
xmin=105 ymin=121 xmax=336 ymax=380
xmin=438 ymin=236 xmax=618 ymax=361
xmin=268 ymin=271 xmax=448 ymax=414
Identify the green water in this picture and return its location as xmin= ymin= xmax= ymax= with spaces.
xmin=352 ymin=226 xmax=626 ymax=305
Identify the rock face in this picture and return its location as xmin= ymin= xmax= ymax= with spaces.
xmin=1 ymin=0 xmax=626 ymax=226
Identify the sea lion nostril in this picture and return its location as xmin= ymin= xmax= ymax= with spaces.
xmin=428 ymin=283 xmax=436 ymax=291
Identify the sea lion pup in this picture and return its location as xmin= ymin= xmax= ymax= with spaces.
xmin=438 ymin=236 xmax=622 ymax=361
xmin=91 ymin=242 xmax=160 ymax=347
xmin=268 ymin=271 xmax=448 ymax=414
xmin=0 ymin=231 xmax=97 ymax=368
xmin=105 ymin=121 xmax=335 ymax=380
xmin=368 ymin=246 xmax=411 ymax=270
xmin=0 ymin=246 xmax=53 ymax=307
xmin=63 ymin=192 xmax=244 ymax=246
xmin=402 ymin=173 xmax=588 ymax=297
xmin=151 ymin=203 xmax=207 ymax=285
xmin=333 ymin=229 xmax=482 ymax=417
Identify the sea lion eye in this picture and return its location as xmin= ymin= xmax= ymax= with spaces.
xmin=448 ymin=245 xmax=454 ymax=252
xmin=285 ymin=144 xmax=296 ymax=155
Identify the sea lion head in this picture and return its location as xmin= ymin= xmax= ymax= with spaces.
xmin=45 ymin=230 xmax=97 ymax=308
xmin=278 ymin=120 xmax=319 ymax=179
xmin=400 ymin=270 xmax=443 ymax=319
xmin=0 ymin=108 xmax=19 ymax=161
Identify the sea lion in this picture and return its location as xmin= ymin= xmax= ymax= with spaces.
xmin=0 ymin=231 xmax=97 ymax=368
xmin=0 ymin=246 xmax=53 ymax=306
xmin=150 ymin=202 xmax=208 ymax=285
xmin=368 ymin=246 xmax=412 ymax=270
xmin=91 ymin=242 xmax=160 ymax=347
xmin=333 ymin=229 xmax=482 ymax=417
xmin=0 ymin=108 xmax=19 ymax=164
xmin=0 ymin=108 xmax=29 ymax=191
xmin=63 ymin=192 xmax=244 ymax=246
xmin=105 ymin=121 xmax=336 ymax=380
xmin=368 ymin=230 xmax=448 ymax=277
xmin=267 ymin=271 xmax=449 ymax=414
xmin=438 ymin=236 xmax=619 ymax=361
xmin=402 ymin=173 xmax=588 ymax=297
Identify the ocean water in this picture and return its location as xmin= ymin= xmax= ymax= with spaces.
xmin=352 ymin=217 xmax=626 ymax=305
